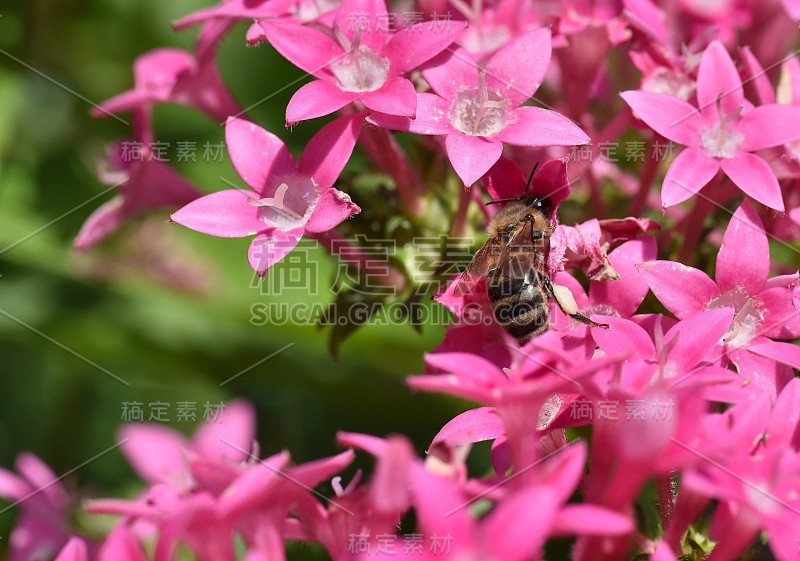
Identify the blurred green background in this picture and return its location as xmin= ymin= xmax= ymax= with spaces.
xmin=0 ymin=0 xmax=464 ymax=546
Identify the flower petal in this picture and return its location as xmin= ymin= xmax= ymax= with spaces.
xmin=259 ymin=20 xmax=341 ymax=78
xmin=741 ymin=47 xmax=775 ymax=105
xmin=483 ymin=155 xmax=527 ymax=200
xmin=299 ymin=112 xmax=364 ymax=190
xmin=118 ymin=424 xmax=189 ymax=485
xmin=498 ymin=106 xmax=590 ymax=147
xmin=382 ymin=21 xmax=467 ymax=75
xmin=591 ymin=315 xmax=655 ymax=360
xmin=424 ymin=352 xmax=507 ymax=385
xmin=484 ymin=487 xmax=560 ymax=561
xmin=54 ymin=538 xmax=89 ymax=561
xmin=620 ymin=90 xmax=703 ymax=146
xmin=226 ymin=118 xmax=296 ymax=194
xmin=73 ymin=197 xmax=129 ymax=252
xmin=445 ymin=133 xmax=503 ymax=186
xmin=720 ymin=152 xmax=785 ymax=212
xmin=749 ymin=340 xmax=800 ymax=370
xmin=729 ymin=347 xmax=793 ymax=402
xmin=367 ymin=93 xmax=452 ymax=135
xmin=760 ymin=286 xmax=800 ymax=339
xmin=422 ymin=46 xmax=479 ymax=99
xmin=696 ymin=40 xmax=744 ymax=121
xmin=360 ymin=77 xmax=417 ymax=117
xmin=92 ymin=89 xmax=157 ymax=117
xmin=171 ymin=190 xmax=265 ymax=237
xmin=485 ymin=28 xmax=552 ymax=106
xmin=304 ymin=187 xmax=361 ymax=232
xmin=623 ymin=0 xmax=669 ymax=45
xmin=589 ymin=237 xmax=658 ymax=317
xmin=661 ymin=146 xmax=720 ymax=208
xmin=96 ymin=525 xmax=149 ymax=561
xmin=766 ymin=378 xmax=800 ymax=447
xmin=335 ymin=0 xmax=390 ymax=52
xmin=716 ymin=200 xmax=768 ymax=295
xmin=285 ymin=80 xmax=359 ymax=125
xmin=247 ymin=228 xmax=304 ymax=275
xmin=431 ymin=407 xmax=505 ymax=448
xmin=553 ymin=504 xmax=634 ymax=535
xmin=738 ymin=104 xmax=800 ymax=151
xmin=665 ymin=307 xmax=734 ymax=373
xmin=218 ymin=451 xmax=292 ymax=519
xmin=636 ymin=260 xmax=719 ymax=318
xmin=193 ymin=400 xmax=256 ymax=464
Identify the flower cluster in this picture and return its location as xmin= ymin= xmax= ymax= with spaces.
xmin=7 ymin=0 xmax=800 ymax=559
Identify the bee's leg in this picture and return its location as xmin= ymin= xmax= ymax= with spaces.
xmin=541 ymin=276 xmax=610 ymax=329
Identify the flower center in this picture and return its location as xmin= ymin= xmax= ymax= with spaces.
xmin=293 ymin=0 xmax=338 ymax=21
xmin=331 ymin=27 xmax=389 ymax=93
xmin=706 ymin=286 xmax=764 ymax=348
xmin=449 ymin=70 xmax=510 ymax=137
xmin=701 ymin=99 xmax=744 ymax=159
xmin=248 ymin=177 xmax=317 ymax=230
xmin=642 ymin=68 xmax=696 ymax=101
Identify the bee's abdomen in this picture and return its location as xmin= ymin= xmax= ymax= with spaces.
xmin=486 ymin=269 xmax=549 ymax=342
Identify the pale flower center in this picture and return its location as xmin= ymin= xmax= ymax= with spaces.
xmin=642 ymin=68 xmax=696 ymax=101
xmin=293 ymin=0 xmax=338 ymax=21
xmin=701 ymin=100 xmax=744 ymax=159
xmin=706 ymin=286 xmax=764 ymax=348
xmin=330 ymin=28 xmax=389 ymax=93
xmin=583 ymin=303 xmax=619 ymax=318
xmin=449 ymin=70 xmax=510 ymax=137
xmin=249 ymin=177 xmax=317 ymax=230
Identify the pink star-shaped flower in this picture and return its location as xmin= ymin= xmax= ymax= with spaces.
xmin=369 ymin=29 xmax=591 ymax=186
xmin=258 ymin=0 xmax=466 ymax=125
xmin=174 ymin=0 xmax=338 ymax=30
xmin=0 ymin=454 xmax=73 ymax=561
xmin=171 ymin=114 xmax=363 ymax=275
xmin=636 ymin=201 xmax=800 ymax=400
xmin=92 ymin=48 xmax=240 ymax=123
xmin=622 ymin=40 xmax=800 ymax=211
xmin=74 ymin=141 xmax=202 ymax=251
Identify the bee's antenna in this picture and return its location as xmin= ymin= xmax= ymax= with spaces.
xmin=485 ymin=197 xmax=517 ymax=205
xmin=523 ymin=162 xmax=540 ymax=196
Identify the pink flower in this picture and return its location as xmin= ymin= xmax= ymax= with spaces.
xmin=174 ymin=0 xmax=339 ymax=31
xmin=622 ymin=40 xmax=800 ymax=211
xmin=393 ymin=442 xmax=631 ymax=561
xmin=553 ymin=237 xmax=657 ymax=322
xmin=171 ymin=114 xmax=363 ymax=275
xmin=118 ymin=399 xmax=256 ymax=490
xmin=636 ymin=201 xmax=800 ymax=400
xmin=451 ymin=0 xmax=542 ymax=57
xmin=91 ymin=48 xmax=240 ymax=123
xmin=74 ymin=141 xmax=202 ymax=251
xmin=53 ymin=538 xmax=88 ymax=561
xmin=411 ymin=337 xmax=626 ymax=467
xmin=552 ymin=217 xmax=661 ymax=280
xmin=683 ymin=445 xmax=800 ymax=561
xmin=370 ymin=29 xmax=590 ymax=185
xmin=258 ymin=0 xmax=466 ymax=125
xmin=53 ymin=527 xmax=148 ymax=561
xmin=0 ymin=453 xmax=73 ymax=561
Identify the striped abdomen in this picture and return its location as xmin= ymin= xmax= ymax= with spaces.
xmin=486 ymin=268 xmax=550 ymax=342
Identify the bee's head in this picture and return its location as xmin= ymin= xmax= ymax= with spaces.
xmin=529 ymin=196 xmax=553 ymax=218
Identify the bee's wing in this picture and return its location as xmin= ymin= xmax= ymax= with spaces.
xmin=502 ymin=219 xmax=548 ymax=274
xmin=453 ymin=233 xmax=506 ymax=296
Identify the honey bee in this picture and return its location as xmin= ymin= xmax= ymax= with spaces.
xmin=457 ymin=166 xmax=609 ymax=343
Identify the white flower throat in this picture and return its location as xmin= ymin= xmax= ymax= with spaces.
xmin=450 ymin=70 xmax=510 ymax=136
